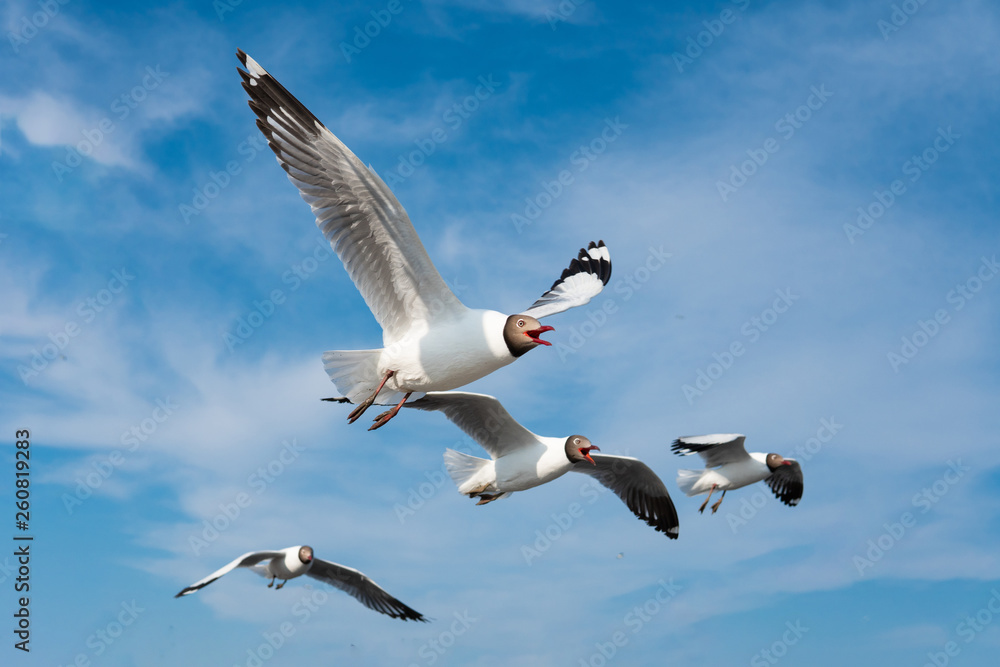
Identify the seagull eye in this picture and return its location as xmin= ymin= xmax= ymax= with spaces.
xmin=574 ymin=438 xmax=580 ymax=445
xmin=517 ymin=319 xmax=525 ymax=327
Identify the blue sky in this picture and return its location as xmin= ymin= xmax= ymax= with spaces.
xmin=2 ymin=0 xmax=999 ymax=664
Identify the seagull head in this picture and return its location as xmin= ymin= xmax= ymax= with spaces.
xmin=565 ymin=435 xmax=600 ymax=465
xmin=298 ymin=546 xmax=314 ymax=564
xmin=503 ymin=315 xmax=554 ymax=358
xmin=765 ymin=453 xmax=789 ymax=472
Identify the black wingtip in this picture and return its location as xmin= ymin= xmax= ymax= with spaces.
xmin=579 ymin=239 xmax=611 ymax=285
xmin=404 ymin=610 xmax=430 ymax=623
xmin=321 ymin=397 xmax=353 ymax=404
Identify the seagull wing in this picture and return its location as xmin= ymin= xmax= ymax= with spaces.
xmin=306 ymin=559 xmax=426 ymax=621
xmin=671 ymin=434 xmax=750 ymax=468
xmin=573 ymin=454 xmax=679 ymax=538
xmin=403 ymin=391 xmax=540 ymax=459
xmin=237 ymin=50 xmax=466 ymax=344
xmin=175 ymin=550 xmax=284 ymax=597
xmin=522 ymin=241 xmax=612 ymax=319
xmin=765 ymin=459 xmax=803 ymax=506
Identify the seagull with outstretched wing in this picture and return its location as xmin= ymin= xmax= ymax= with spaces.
xmin=175 ymin=545 xmax=426 ymax=622
xmin=237 ymin=50 xmax=611 ymax=430
xmin=403 ymin=392 xmax=679 ymax=538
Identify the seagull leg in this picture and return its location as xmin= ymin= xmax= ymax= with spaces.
xmin=711 ymin=490 xmax=727 ymax=514
xmin=348 ymin=370 xmax=394 ymax=424
xmin=267 ymin=576 xmax=275 ymax=588
xmin=475 ymin=493 xmax=503 ymax=505
xmin=275 ymin=580 xmax=286 ymax=590
xmin=698 ymin=485 xmax=716 ymax=514
xmin=368 ymin=392 xmax=413 ymax=431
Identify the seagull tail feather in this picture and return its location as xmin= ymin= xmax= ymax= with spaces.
xmin=443 ymin=449 xmax=492 ymax=496
xmin=676 ymin=469 xmax=703 ymax=497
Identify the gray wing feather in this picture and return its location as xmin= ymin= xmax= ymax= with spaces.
xmin=175 ymin=550 xmax=284 ymax=597
xmin=237 ymin=50 xmax=465 ymax=344
xmin=306 ymin=559 xmax=426 ymax=621
xmin=671 ymin=434 xmax=749 ymax=468
xmin=403 ymin=391 xmax=539 ymax=459
xmin=573 ymin=454 xmax=679 ymax=538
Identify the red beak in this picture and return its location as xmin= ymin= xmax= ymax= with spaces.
xmin=525 ymin=325 xmax=555 ymax=346
xmin=581 ymin=445 xmax=600 ymax=465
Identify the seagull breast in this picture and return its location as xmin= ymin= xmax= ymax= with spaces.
xmin=268 ymin=549 xmax=313 ymax=580
xmin=380 ymin=310 xmax=515 ymax=392
xmin=494 ymin=437 xmax=574 ymax=491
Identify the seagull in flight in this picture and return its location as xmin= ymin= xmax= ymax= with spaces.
xmin=672 ymin=434 xmax=803 ymax=514
xmin=236 ymin=50 xmax=611 ymax=430
xmin=175 ymin=545 xmax=426 ymax=621
xmin=403 ymin=392 xmax=679 ymax=538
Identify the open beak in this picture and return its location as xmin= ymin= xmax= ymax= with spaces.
xmin=525 ymin=325 xmax=555 ymax=346
xmin=581 ymin=445 xmax=600 ymax=465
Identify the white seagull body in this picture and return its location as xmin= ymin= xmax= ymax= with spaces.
xmin=175 ymin=545 xmax=426 ymax=621
xmin=672 ymin=434 xmax=803 ymax=514
xmin=405 ymin=392 xmax=679 ymax=538
xmin=236 ymin=50 xmax=611 ymax=429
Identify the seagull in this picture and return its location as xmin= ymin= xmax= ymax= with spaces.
xmin=236 ymin=50 xmax=611 ymax=430
xmin=671 ymin=434 xmax=803 ymax=514
xmin=403 ymin=392 xmax=679 ymax=538
xmin=174 ymin=545 xmax=426 ymax=621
